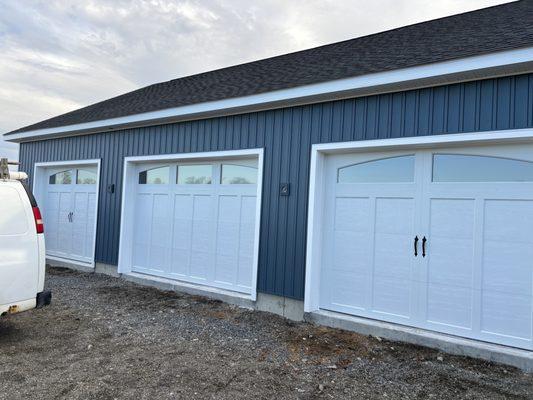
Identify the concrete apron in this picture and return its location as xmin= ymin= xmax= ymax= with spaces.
xmin=46 ymin=259 xmax=533 ymax=372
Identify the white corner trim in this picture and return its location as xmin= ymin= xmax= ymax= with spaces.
xmin=303 ymin=127 xmax=533 ymax=313
xmin=117 ymin=148 xmax=264 ymax=302
xmin=32 ymin=159 xmax=102 ymax=269
xmin=6 ymin=46 xmax=533 ymax=143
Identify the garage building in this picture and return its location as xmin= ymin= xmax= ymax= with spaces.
xmin=5 ymin=1 xmax=533 ymax=368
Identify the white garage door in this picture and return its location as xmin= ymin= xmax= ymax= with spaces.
xmin=130 ymin=158 xmax=259 ymax=294
xmin=320 ymin=143 xmax=533 ymax=349
xmin=44 ymin=167 xmax=98 ymax=264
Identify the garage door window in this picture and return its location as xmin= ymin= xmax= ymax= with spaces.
xmin=337 ymin=155 xmax=414 ymax=183
xmin=177 ymin=164 xmax=212 ymax=184
xmin=432 ymin=154 xmax=533 ymax=182
xmin=221 ymin=164 xmax=258 ymax=184
xmin=49 ymin=170 xmax=74 ymax=185
xmin=139 ymin=166 xmax=169 ymax=184
xmin=76 ymin=169 xmax=97 ymax=184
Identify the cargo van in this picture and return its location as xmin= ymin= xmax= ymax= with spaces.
xmin=0 ymin=158 xmax=50 ymax=316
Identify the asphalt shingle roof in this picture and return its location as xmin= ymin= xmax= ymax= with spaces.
xmin=7 ymin=0 xmax=533 ymax=135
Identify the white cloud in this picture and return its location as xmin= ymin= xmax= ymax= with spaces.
xmin=0 ymin=0 xmax=513 ymax=146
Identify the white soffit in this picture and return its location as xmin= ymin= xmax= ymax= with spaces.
xmin=6 ymin=46 xmax=533 ymax=143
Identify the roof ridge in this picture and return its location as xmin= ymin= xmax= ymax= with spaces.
xmin=6 ymin=0 xmax=530 ymax=136
xmin=156 ymin=1 xmax=520 ymax=85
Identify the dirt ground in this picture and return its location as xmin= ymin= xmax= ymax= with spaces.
xmin=0 ymin=267 xmax=531 ymax=399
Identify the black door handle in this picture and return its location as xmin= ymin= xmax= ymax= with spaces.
xmin=414 ymin=236 xmax=419 ymax=257
xmin=422 ymin=236 xmax=427 ymax=257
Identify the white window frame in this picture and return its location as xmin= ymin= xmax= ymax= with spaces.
xmin=118 ymin=148 xmax=264 ymax=301
xmin=305 ymin=128 xmax=533 ymax=313
xmin=32 ymin=159 xmax=102 ymax=268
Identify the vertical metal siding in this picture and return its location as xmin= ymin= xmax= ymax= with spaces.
xmin=19 ymin=73 xmax=533 ymax=300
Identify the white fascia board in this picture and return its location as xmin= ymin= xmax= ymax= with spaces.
xmin=6 ymin=46 xmax=533 ymax=143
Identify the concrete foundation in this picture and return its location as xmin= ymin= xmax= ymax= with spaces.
xmin=306 ymin=309 xmax=533 ymax=372
xmin=256 ymin=293 xmax=304 ymax=321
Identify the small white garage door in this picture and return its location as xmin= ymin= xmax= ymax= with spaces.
xmin=320 ymin=143 xmax=533 ymax=350
xmin=43 ymin=166 xmax=98 ymax=264
xmin=130 ymin=157 xmax=259 ymax=294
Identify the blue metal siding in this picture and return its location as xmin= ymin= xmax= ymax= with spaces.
xmin=19 ymin=73 xmax=533 ymax=300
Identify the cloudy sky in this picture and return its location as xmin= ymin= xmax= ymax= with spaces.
xmin=0 ymin=0 xmax=513 ymax=160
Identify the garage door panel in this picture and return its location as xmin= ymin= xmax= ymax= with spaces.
xmin=332 ymin=230 xmax=368 ymax=271
xmin=371 ymin=197 xmax=416 ymax=318
xmin=171 ymin=248 xmax=190 ymax=276
xmin=428 ymin=238 xmax=473 ymax=286
xmin=320 ymin=145 xmax=533 ymax=350
xmin=424 ymin=198 xmax=475 ymax=329
xmin=328 ymin=271 xmax=367 ymax=310
xmin=334 ymin=197 xmax=370 ymax=232
xmin=483 ymin=241 xmax=533 ymax=296
xmin=132 ymin=194 xmax=152 ymax=269
xmin=481 ymin=291 xmax=532 ymax=340
xmin=43 ymin=165 xmax=99 ymax=264
xmin=44 ymin=191 xmax=60 ymax=253
xmin=239 ymin=221 xmax=255 ymax=254
xmin=150 ymin=194 xmax=171 ymax=273
xmin=429 ymin=199 xmax=475 ymax=238
xmin=190 ymin=250 xmax=210 ymax=280
xmin=427 ymin=282 xmax=473 ymax=329
xmin=237 ymin=255 xmax=254 ymax=288
xmin=71 ymin=192 xmax=89 ymax=260
xmin=172 ymin=195 xmax=193 ymax=245
xmin=85 ymin=193 xmax=97 ymax=258
xmin=237 ymin=196 xmax=257 ymax=289
xmin=191 ymin=195 xmax=213 ymax=252
xmin=484 ymin=199 xmax=533 ymax=242
xmin=374 ymin=197 xmax=414 ymax=234
xmin=130 ymin=157 xmax=259 ymax=295
xmin=372 ymin=276 xmax=412 ymax=318
xmin=216 ymin=196 xmax=240 ymax=257
xmin=56 ymin=192 xmax=73 ymax=256
xmin=215 ymin=254 xmax=236 ymax=284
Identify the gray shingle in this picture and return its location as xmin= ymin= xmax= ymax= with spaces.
xmin=7 ymin=0 xmax=533 ymax=134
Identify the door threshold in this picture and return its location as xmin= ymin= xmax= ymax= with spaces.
xmin=305 ymin=309 xmax=533 ymax=372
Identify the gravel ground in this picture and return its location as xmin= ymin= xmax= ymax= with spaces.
xmin=0 ymin=267 xmax=531 ymax=399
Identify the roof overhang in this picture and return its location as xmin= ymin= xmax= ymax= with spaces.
xmin=6 ymin=46 xmax=533 ymax=143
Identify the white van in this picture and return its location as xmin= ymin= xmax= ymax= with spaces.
xmin=0 ymin=158 xmax=50 ymax=316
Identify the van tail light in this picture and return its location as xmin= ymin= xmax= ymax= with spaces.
xmin=32 ymin=206 xmax=44 ymax=234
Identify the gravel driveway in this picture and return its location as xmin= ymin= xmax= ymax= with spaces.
xmin=0 ymin=267 xmax=531 ymax=399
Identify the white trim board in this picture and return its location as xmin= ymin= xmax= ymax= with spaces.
xmin=304 ymin=127 xmax=533 ymax=313
xmin=32 ymin=159 xmax=101 ymax=269
xmin=117 ymin=148 xmax=264 ymax=301
xmin=6 ymin=46 xmax=533 ymax=143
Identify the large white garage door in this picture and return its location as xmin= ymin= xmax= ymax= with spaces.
xmin=44 ymin=167 xmax=98 ymax=264
xmin=130 ymin=158 xmax=259 ymax=294
xmin=320 ymin=143 xmax=533 ymax=349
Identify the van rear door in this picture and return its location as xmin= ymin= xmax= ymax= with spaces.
xmin=0 ymin=181 xmax=39 ymax=306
